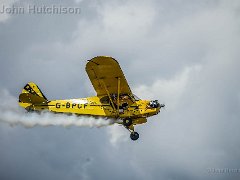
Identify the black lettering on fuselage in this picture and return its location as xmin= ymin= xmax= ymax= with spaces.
xmin=72 ymin=103 xmax=76 ymax=108
xmin=66 ymin=102 xmax=70 ymax=108
xmin=56 ymin=103 xmax=61 ymax=108
xmin=55 ymin=102 xmax=85 ymax=109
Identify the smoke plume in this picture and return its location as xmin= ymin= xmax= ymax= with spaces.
xmin=0 ymin=89 xmax=112 ymax=128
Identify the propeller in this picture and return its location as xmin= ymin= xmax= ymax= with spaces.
xmin=160 ymin=101 xmax=166 ymax=111
xmin=160 ymin=103 xmax=165 ymax=108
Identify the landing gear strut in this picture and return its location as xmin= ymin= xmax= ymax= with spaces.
xmin=123 ymin=119 xmax=139 ymax=141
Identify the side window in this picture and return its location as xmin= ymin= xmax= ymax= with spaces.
xmin=100 ymin=96 xmax=110 ymax=104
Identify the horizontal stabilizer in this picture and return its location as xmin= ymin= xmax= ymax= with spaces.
xmin=19 ymin=93 xmax=48 ymax=104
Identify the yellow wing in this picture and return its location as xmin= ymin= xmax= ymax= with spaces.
xmin=86 ymin=56 xmax=132 ymax=96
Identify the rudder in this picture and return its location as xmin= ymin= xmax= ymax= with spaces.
xmin=21 ymin=82 xmax=47 ymax=100
xmin=19 ymin=82 xmax=48 ymax=110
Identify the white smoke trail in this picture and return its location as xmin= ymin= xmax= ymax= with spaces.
xmin=0 ymin=89 xmax=113 ymax=128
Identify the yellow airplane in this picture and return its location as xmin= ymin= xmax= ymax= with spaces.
xmin=19 ymin=56 xmax=165 ymax=140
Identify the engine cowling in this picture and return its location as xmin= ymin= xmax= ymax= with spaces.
xmin=149 ymin=100 xmax=160 ymax=108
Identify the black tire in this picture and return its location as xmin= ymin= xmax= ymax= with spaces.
xmin=123 ymin=118 xmax=132 ymax=127
xmin=130 ymin=132 xmax=139 ymax=141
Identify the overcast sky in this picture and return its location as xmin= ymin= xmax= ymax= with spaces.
xmin=0 ymin=0 xmax=240 ymax=180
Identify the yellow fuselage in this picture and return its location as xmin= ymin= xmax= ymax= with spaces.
xmin=19 ymin=96 xmax=160 ymax=120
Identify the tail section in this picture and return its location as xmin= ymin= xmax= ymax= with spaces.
xmin=19 ymin=82 xmax=48 ymax=111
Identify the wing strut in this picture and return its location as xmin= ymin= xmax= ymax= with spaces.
xmin=100 ymin=79 xmax=116 ymax=112
xmin=117 ymin=77 xmax=120 ymax=116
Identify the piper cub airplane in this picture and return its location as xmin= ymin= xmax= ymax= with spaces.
xmin=19 ymin=56 xmax=165 ymax=140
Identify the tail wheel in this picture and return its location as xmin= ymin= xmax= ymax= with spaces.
xmin=123 ymin=118 xmax=132 ymax=127
xmin=130 ymin=132 xmax=139 ymax=141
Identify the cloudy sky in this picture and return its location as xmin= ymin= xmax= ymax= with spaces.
xmin=0 ymin=0 xmax=240 ymax=179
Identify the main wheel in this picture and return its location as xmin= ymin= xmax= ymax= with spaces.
xmin=123 ymin=118 xmax=132 ymax=127
xmin=130 ymin=132 xmax=139 ymax=141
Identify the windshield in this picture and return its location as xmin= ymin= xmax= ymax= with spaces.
xmin=133 ymin=94 xmax=141 ymax=101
